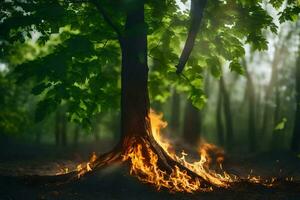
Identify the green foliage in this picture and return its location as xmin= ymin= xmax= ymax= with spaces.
xmin=1 ymin=0 xmax=299 ymax=127
xmin=0 ymin=72 xmax=34 ymax=135
xmin=274 ymin=117 xmax=287 ymax=131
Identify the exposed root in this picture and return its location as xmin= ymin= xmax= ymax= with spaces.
xmin=122 ymin=136 xmax=218 ymax=192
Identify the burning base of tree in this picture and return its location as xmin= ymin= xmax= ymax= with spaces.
xmin=69 ymin=110 xmax=284 ymax=193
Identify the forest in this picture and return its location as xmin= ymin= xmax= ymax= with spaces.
xmin=0 ymin=0 xmax=300 ymax=199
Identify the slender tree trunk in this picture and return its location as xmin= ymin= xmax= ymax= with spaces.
xmin=261 ymin=44 xmax=282 ymax=136
xmin=35 ymin=131 xmax=41 ymax=144
xmin=61 ymin=114 xmax=67 ymax=147
xmin=271 ymin=82 xmax=282 ymax=150
xmin=120 ymin=0 xmax=151 ymax=144
xmin=245 ymin=65 xmax=256 ymax=152
xmin=170 ymin=89 xmax=181 ymax=135
xmin=183 ymin=101 xmax=201 ymax=146
xmin=55 ymin=111 xmax=61 ymax=146
xmin=216 ymin=85 xmax=225 ymax=146
xmin=291 ymin=41 xmax=300 ymax=152
xmin=219 ymin=75 xmax=234 ymax=151
xmin=73 ymin=125 xmax=80 ymax=146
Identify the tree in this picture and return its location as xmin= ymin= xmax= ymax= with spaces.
xmin=182 ymin=100 xmax=201 ymax=146
xmin=243 ymin=59 xmax=257 ymax=152
xmin=219 ymin=75 xmax=234 ymax=151
xmin=169 ymin=89 xmax=181 ymax=135
xmin=216 ymin=83 xmax=225 ymax=147
xmin=1 ymin=0 xmax=299 ymax=192
xmin=291 ymin=32 xmax=300 ymax=152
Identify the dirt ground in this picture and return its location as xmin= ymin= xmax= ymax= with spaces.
xmin=0 ymin=140 xmax=299 ymax=200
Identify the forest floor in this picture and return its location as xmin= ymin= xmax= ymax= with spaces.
xmin=0 ymin=139 xmax=300 ymax=200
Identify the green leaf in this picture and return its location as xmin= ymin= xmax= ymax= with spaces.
xmin=229 ymin=61 xmax=245 ymax=75
xmin=274 ymin=117 xmax=287 ymax=131
xmin=207 ymin=57 xmax=221 ymax=78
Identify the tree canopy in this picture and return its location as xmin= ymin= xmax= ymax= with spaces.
xmin=1 ymin=0 xmax=299 ymax=127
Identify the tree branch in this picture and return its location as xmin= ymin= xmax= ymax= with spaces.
xmin=176 ymin=0 xmax=207 ymax=74
xmin=90 ymin=0 xmax=122 ymax=41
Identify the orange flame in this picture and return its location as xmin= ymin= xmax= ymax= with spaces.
xmin=62 ymin=109 xmax=281 ymax=191
xmin=123 ymin=110 xmax=235 ymax=192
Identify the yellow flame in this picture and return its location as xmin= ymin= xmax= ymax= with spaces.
xmin=123 ymin=110 xmax=235 ymax=192
xmin=65 ymin=109 xmax=283 ymax=191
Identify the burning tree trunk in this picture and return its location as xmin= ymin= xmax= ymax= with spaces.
xmin=73 ymin=0 xmax=234 ymax=192
xmin=28 ymin=0 xmax=252 ymax=193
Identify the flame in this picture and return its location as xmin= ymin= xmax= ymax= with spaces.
xmin=57 ymin=109 xmax=284 ymax=191
xmin=123 ymin=110 xmax=235 ymax=192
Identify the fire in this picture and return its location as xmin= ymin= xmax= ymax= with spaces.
xmin=122 ymin=110 xmax=236 ymax=192
xmin=63 ymin=109 xmax=284 ymax=192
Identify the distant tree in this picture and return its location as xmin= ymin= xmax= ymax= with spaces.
xmin=183 ymin=100 xmax=201 ymax=146
xmin=169 ymin=89 xmax=181 ymax=135
xmin=242 ymin=59 xmax=257 ymax=152
xmin=216 ymin=83 xmax=225 ymax=147
xmin=219 ymin=75 xmax=234 ymax=151
xmin=291 ymin=32 xmax=300 ymax=152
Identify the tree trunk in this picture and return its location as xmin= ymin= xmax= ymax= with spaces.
xmin=73 ymin=125 xmax=80 ymax=146
xmin=61 ymin=114 xmax=67 ymax=147
xmin=216 ymin=84 xmax=225 ymax=146
xmin=120 ymin=0 xmax=151 ymax=144
xmin=170 ymin=89 xmax=181 ymax=135
xmin=291 ymin=41 xmax=300 ymax=152
xmin=261 ymin=44 xmax=282 ymax=136
xmin=55 ymin=111 xmax=61 ymax=146
xmin=183 ymin=101 xmax=201 ymax=146
xmin=245 ymin=63 xmax=256 ymax=152
xmin=219 ymin=75 xmax=234 ymax=151
xmin=271 ymin=82 xmax=282 ymax=150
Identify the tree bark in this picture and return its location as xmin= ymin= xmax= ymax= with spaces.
xmin=183 ymin=101 xmax=201 ymax=146
xmin=120 ymin=0 xmax=151 ymax=144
